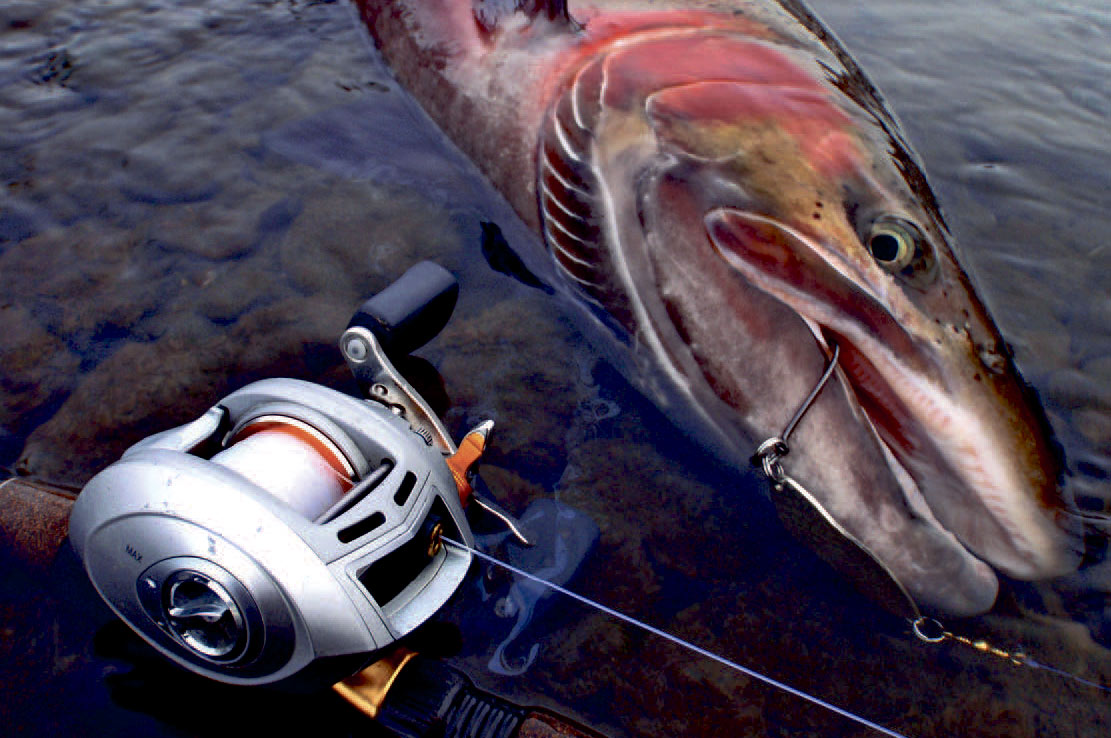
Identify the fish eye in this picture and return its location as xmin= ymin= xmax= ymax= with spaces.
xmin=867 ymin=220 xmax=917 ymax=272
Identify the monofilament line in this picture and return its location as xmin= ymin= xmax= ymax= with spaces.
xmin=443 ymin=537 xmax=912 ymax=738
xmin=1022 ymin=656 xmax=1111 ymax=693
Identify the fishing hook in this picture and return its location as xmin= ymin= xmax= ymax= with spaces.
xmin=753 ymin=342 xmax=841 ymax=485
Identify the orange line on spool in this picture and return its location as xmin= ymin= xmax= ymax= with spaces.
xmin=230 ymin=416 xmax=355 ymax=492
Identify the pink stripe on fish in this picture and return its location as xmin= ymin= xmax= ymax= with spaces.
xmin=600 ymin=34 xmax=819 ymax=108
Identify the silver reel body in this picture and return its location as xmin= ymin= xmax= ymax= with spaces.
xmin=70 ymin=378 xmax=473 ymax=687
xmin=69 ymin=263 xmax=477 ymax=688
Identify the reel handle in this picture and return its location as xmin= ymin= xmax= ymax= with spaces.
xmin=347 ymin=261 xmax=459 ymax=358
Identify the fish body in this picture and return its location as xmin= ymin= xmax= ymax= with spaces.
xmin=355 ymin=0 xmax=1075 ymax=615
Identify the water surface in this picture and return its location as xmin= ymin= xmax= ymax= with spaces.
xmin=1 ymin=1 xmax=1109 ymax=736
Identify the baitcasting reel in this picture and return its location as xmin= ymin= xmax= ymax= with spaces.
xmin=69 ymin=262 xmax=492 ymax=689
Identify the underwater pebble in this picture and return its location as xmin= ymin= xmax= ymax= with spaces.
xmin=438 ymin=296 xmax=589 ymax=486
xmin=116 ymin=147 xmax=224 ymax=206
xmin=1073 ymin=409 xmax=1111 ymax=454
xmin=17 ymin=315 xmax=228 ymax=482
xmin=0 ymin=1 xmax=49 ymax=28
xmin=145 ymin=206 xmax=257 ymax=263
xmin=475 ymin=464 xmax=546 ymax=516
xmin=189 ymin=261 xmax=273 ymax=327
xmin=0 ymin=201 xmax=41 ymax=244
xmin=0 ymin=222 xmax=171 ymax=351
xmin=1047 ymin=368 xmax=1111 ymax=412
xmin=0 ymin=305 xmax=80 ymax=440
xmin=225 ymin=295 xmax=352 ymax=376
xmin=277 ymin=179 xmax=461 ymax=298
xmin=1080 ymin=355 xmax=1111 ymax=383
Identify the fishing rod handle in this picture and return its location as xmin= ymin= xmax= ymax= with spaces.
xmin=347 ymin=655 xmax=604 ymax=738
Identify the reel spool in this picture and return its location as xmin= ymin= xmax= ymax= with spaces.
xmin=69 ymin=262 xmax=478 ymax=688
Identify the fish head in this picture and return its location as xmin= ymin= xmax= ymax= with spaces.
xmin=538 ymin=19 xmax=1077 ymax=615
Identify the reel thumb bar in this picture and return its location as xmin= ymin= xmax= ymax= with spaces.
xmin=348 ymin=261 xmax=460 ymax=358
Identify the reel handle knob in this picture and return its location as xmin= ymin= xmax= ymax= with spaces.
xmin=348 ymin=261 xmax=459 ymax=358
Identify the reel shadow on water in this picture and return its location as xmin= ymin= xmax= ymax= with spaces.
xmin=91 ymin=620 xmax=386 ymax=738
xmin=0 ymin=542 xmax=381 ymax=737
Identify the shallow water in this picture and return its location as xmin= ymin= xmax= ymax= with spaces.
xmin=1 ymin=1 xmax=1109 ymax=736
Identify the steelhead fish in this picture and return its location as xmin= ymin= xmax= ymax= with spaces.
xmin=354 ymin=0 xmax=1076 ymax=615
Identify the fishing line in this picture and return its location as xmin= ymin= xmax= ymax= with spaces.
xmin=1021 ymin=656 xmax=1111 ymax=693
xmin=443 ymin=536 xmax=912 ymax=738
xmin=751 ymin=342 xmax=1111 ymax=698
xmin=918 ymin=619 xmax=1111 ymax=694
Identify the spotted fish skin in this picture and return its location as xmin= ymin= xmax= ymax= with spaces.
xmin=355 ymin=0 xmax=1077 ymax=615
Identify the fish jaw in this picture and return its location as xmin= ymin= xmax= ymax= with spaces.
xmin=704 ymin=209 xmax=1074 ymax=582
xmin=635 ymin=171 xmax=1006 ymax=617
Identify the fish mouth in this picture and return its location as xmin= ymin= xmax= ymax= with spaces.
xmin=703 ymin=207 xmax=1075 ymax=593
